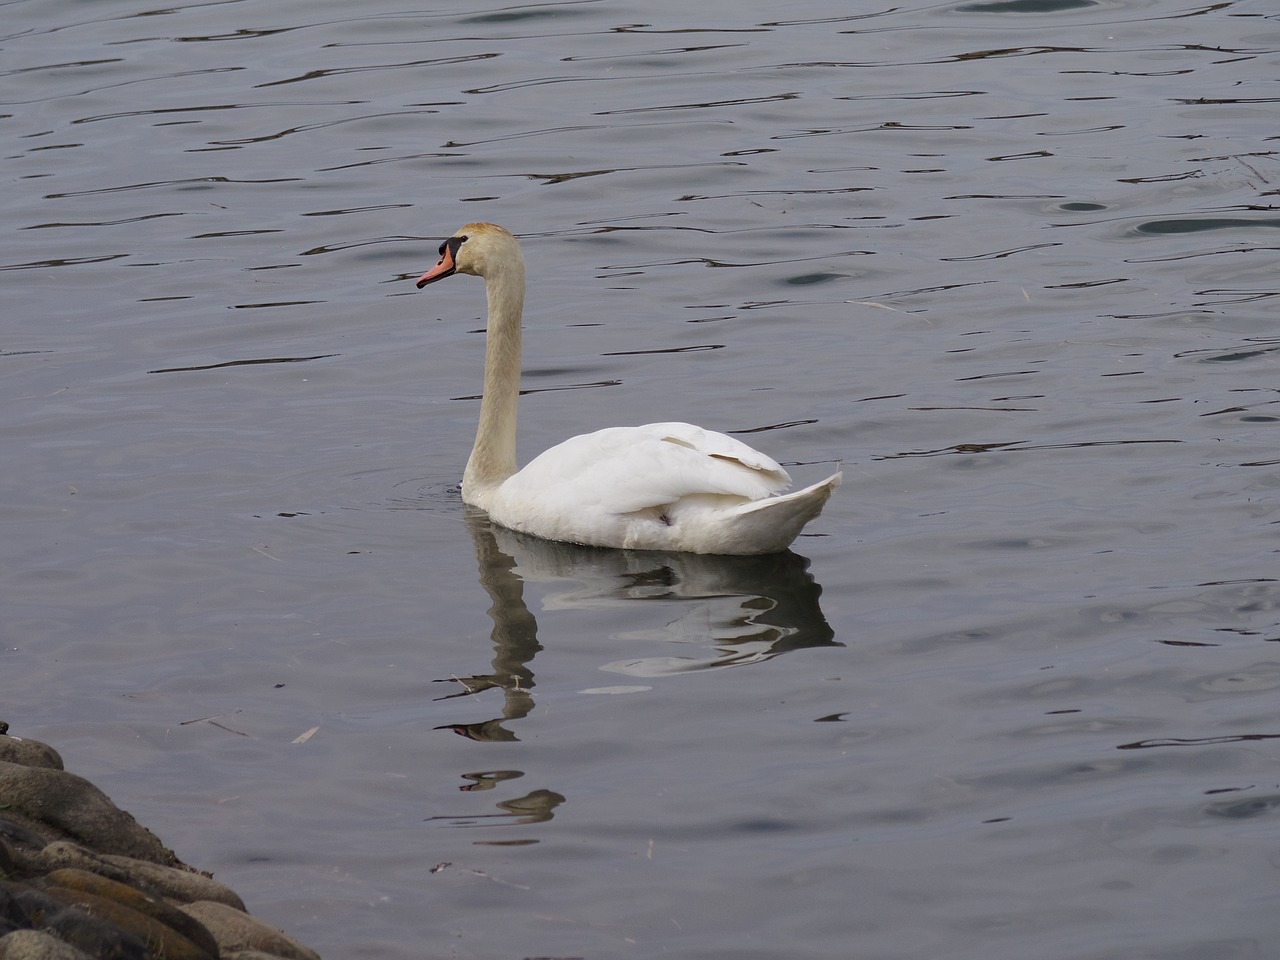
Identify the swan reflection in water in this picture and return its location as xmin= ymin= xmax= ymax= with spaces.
xmin=435 ymin=511 xmax=840 ymax=743
xmin=425 ymin=512 xmax=840 ymax=835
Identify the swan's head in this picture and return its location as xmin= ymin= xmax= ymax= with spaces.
xmin=416 ymin=222 xmax=521 ymax=288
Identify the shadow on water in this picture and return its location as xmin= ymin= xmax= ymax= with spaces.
xmin=433 ymin=510 xmax=839 ymax=745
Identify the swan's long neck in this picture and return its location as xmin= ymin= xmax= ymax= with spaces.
xmin=463 ymin=255 xmax=525 ymax=506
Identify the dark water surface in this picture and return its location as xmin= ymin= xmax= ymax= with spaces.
xmin=4 ymin=1 xmax=1279 ymax=957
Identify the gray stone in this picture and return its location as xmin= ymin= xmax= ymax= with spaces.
xmin=0 ymin=929 xmax=93 ymax=960
xmin=0 ymin=740 xmax=62 ymax=773
xmin=0 ymin=733 xmax=320 ymax=959
xmin=35 ymin=845 xmax=246 ymax=912
xmin=179 ymin=901 xmax=321 ymax=960
xmin=40 ymin=869 xmax=219 ymax=959
xmin=0 ymin=883 xmax=150 ymax=960
xmin=0 ymin=819 xmax=48 ymax=856
xmin=0 ymin=765 xmax=173 ymax=865
xmin=0 ymin=840 xmax=16 ymax=882
xmin=40 ymin=886 xmax=215 ymax=960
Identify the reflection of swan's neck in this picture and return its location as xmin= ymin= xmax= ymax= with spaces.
xmin=464 ymin=259 xmax=525 ymax=505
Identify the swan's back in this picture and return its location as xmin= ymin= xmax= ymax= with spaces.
xmin=485 ymin=422 xmax=841 ymax=554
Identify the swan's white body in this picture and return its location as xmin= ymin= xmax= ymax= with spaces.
xmin=416 ymin=222 xmax=840 ymax=555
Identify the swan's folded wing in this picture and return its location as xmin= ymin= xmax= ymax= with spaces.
xmin=510 ymin=422 xmax=793 ymax=515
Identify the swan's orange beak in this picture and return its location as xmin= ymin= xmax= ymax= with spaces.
xmin=416 ymin=237 xmax=461 ymax=288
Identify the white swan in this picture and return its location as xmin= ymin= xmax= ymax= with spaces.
xmin=416 ymin=222 xmax=841 ymax=555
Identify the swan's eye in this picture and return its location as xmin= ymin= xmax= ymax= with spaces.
xmin=439 ymin=235 xmax=468 ymax=256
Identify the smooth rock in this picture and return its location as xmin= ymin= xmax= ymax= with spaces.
xmin=0 ymin=740 xmax=62 ymax=773
xmin=0 ymin=764 xmax=173 ymax=864
xmin=0 ymin=929 xmax=93 ymax=960
xmin=0 ymin=882 xmax=150 ymax=960
xmin=0 ymin=731 xmax=321 ymax=958
xmin=35 ymin=845 xmax=246 ymax=913
xmin=0 ymin=840 xmax=16 ymax=881
xmin=40 ymin=870 xmax=219 ymax=959
xmin=0 ymin=820 xmax=48 ymax=857
xmin=42 ymin=887 xmax=214 ymax=960
xmin=179 ymin=901 xmax=321 ymax=960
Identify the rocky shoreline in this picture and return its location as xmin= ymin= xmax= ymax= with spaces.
xmin=0 ymin=723 xmax=320 ymax=960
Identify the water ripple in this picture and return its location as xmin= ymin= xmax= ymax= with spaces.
xmin=5 ymin=2 xmax=1280 ymax=958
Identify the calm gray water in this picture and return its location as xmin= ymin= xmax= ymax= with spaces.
xmin=4 ymin=1 xmax=1279 ymax=957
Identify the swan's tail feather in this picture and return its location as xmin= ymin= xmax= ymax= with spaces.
xmin=719 ymin=471 xmax=842 ymax=555
xmin=612 ymin=471 xmax=841 ymax=554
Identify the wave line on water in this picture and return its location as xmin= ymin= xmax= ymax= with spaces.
xmin=877 ymin=438 xmax=1183 ymax=460
xmin=148 ymin=355 xmax=337 ymax=374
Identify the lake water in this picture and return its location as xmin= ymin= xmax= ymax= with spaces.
xmin=4 ymin=1 xmax=1279 ymax=957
